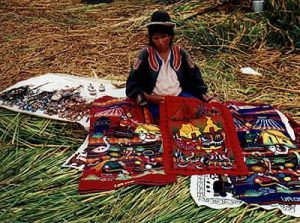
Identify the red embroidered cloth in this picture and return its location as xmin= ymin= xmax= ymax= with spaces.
xmin=160 ymin=96 xmax=248 ymax=176
xmin=79 ymin=96 xmax=176 ymax=193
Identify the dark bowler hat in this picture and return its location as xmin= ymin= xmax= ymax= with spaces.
xmin=146 ymin=11 xmax=176 ymax=27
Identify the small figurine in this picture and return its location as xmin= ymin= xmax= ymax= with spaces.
xmin=87 ymin=83 xmax=97 ymax=96
xmin=99 ymin=84 xmax=105 ymax=92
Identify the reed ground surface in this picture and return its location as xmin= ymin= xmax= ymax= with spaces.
xmin=0 ymin=0 xmax=299 ymax=222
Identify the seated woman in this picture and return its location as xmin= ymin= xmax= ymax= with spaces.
xmin=126 ymin=11 xmax=213 ymax=121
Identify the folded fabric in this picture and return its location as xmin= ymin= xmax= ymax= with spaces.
xmin=79 ymin=96 xmax=176 ymax=193
xmin=159 ymin=96 xmax=248 ymax=176
xmin=226 ymin=102 xmax=300 ymax=204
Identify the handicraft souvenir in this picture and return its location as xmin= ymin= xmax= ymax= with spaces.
xmin=226 ymin=102 xmax=300 ymax=205
xmin=190 ymin=102 xmax=300 ymax=217
xmin=78 ymin=96 xmax=176 ymax=193
xmin=160 ymin=96 xmax=248 ymax=176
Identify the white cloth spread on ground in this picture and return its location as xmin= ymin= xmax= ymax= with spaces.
xmin=190 ymin=175 xmax=300 ymax=217
xmin=0 ymin=73 xmax=125 ymax=130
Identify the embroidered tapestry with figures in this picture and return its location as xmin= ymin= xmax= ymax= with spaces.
xmin=226 ymin=102 xmax=300 ymax=204
xmin=159 ymin=96 xmax=248 ymax=176
xmin=79 ymin=96 xmax=176 ymax=193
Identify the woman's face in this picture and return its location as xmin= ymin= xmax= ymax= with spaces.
xmin=151 ymin=33 xmax=172 ymax=53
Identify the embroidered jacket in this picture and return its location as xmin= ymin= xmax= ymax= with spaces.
xmin=126 ymin=45 xmax=208 ymax=106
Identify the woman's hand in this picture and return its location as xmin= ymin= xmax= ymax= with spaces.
xmin=202 ymin=94 xmax=217 ymax=103
xmin=208 ymin=97 xmax=218 ymax=103
xmin=144 ymin=92 xmax=165 ymax=104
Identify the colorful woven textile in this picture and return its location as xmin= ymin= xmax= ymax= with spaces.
xmin=79 ymin=96 xmax=176 ymax=193
xmin=226 ymin=102 xmax=300 ymax=204
xmin=160 ymin=96 xmax=248 ymax=176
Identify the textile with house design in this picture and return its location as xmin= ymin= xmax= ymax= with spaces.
xmin=159 ymin=96 xmax=248 ymax=176
xmin=79 ymin=96 xmax=176 ymax=193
